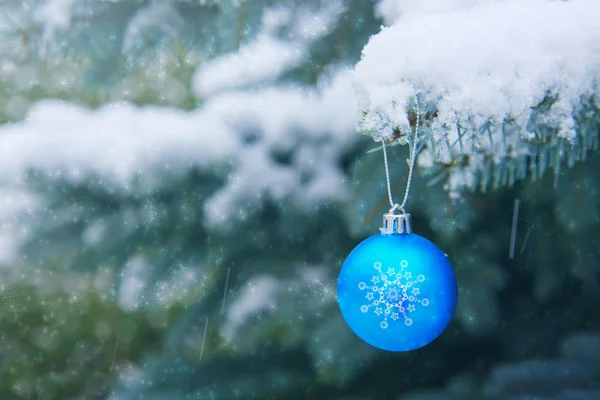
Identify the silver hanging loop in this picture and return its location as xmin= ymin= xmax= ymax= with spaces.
xmin=380 ymin=204 xmax=412 ymax=235
xmin=388 ymin=203 xmax=401 ymax=214
xmin=379 ymin=96 xmax=420 ymax=236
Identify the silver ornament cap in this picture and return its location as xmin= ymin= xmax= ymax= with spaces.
xmin=380 ymin=205 xmax=412 ymax=235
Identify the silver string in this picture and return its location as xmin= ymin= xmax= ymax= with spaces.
xmin=382 ymin=137 xmax=394 ymax=210
xmin=382 ymin=97 xmax=420 ymax=214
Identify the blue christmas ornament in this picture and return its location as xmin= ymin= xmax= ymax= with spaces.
xmin=337 ymin=211 xmax=457 ymax=352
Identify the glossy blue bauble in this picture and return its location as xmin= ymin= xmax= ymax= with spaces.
xmin=337 ymin=233 xmax=457 ymax=352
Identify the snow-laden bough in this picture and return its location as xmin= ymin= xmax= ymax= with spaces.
xmin=354 ymin=0 xmax=600 ymax=197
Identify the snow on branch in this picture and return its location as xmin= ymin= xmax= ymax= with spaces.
xmin=0 ymin=70 xmax=358 ymax=263
xmin=193 ymin=1 xmax=346 ymax=97
xmin=355 ymin=0 xmax=600 ymax=196
xmin=375 ymin=0 xmax=507 ymax=24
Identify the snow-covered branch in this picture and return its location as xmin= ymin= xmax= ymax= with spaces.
xmin=356 ymin=0 xmax=600 ymax=196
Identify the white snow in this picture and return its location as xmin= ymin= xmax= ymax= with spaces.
xmin=375 ymin=0 xmax=505 ymax=24
xmin=356 ymin=0 xmax=600 ymax=193
xmin=221 ymin=275 xmax=280 ymax=341
xmin=0 ymin=0 xmax=598 ymax=266
xmin=0 ymin=100 xmax=240 ymax=189
xmin=118 ymin=255 xmax=150 ymax=311
xmin=197 ymin=71 xmax=360 ymax=226
xmin=193 ymin=35 xmax=304 ymax=97
xmin=33 ymin=0 xmax=77 ymax=49
xmin=122 ymin=1 xmax=183 ymax=53
xmin=193 ymin=1 xmax=345 ymax=97
xmin=0 ymin=68 xmax=359 ymax=262
xmin=220 ymin=265 xmax=333 ymax=342
xmin=34 ymin=0 xmax=76 ymax=30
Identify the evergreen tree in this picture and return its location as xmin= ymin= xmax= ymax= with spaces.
xmin=0 ymin=1 xmax=599 ymax=399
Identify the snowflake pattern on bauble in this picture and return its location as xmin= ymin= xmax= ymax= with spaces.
xmin=358 ymin=260 xmax=428 ymax=329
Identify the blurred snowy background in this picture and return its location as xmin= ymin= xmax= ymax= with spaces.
xmin=0 ymin=0 xmax=599 ymax=399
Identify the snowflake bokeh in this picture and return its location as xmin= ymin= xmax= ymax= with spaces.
xmin=358 ymin=260 xmax=429 ymax=329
